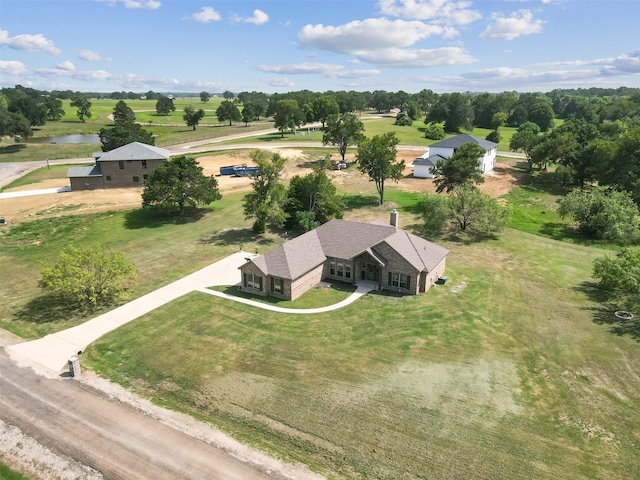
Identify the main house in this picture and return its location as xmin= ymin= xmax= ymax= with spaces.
xmin=238 ymin=211 xmax=448 ymax=301
xmin=67 ymin=142 xmax=170 ymax=190
xmin=413 ymin=134 xmax=497 ymax=179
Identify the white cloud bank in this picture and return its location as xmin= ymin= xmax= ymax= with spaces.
xmin=480 ymin=9 xmax=544 ymax=40
xmin=0 ymin=30 xmax=62 ymax=55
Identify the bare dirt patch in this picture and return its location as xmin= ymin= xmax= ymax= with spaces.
xmin=0 ymin=149 xmax=524 ymax=226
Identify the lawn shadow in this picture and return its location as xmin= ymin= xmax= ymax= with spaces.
xmin=0 ymin=143 xmax=27 ymax=155
xmin=124 ymin=207 xmax=208 ymax=229
xmin=343 ymin=194 xmax=380 ymax=210
xmin=13 ymin=293 xmax=87 ymax=324
xmin=574 ymin=281 xmax=640 ymax=341
xmin=199 ymin=227 xmax=272 ymax=247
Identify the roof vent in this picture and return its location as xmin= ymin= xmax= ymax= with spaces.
xmin=390 ymin=209 xmax=399 ymax=228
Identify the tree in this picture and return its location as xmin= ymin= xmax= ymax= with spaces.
xmin=274 ymin=99 xmax=304 ymax=137
xmin=312 ymin=95 xmax=339 ymax=128
xmin=593 ymin=248 xmax=640 ymax=295
xmin=222 ymin=90 xmax=235 ymax=100
xmin=142 ymin=155 xmax=221 ymax=216
xmin=200 ymin=91 xmax=211 ymax=103
xmin=112 ymin=100 xmax=135 ymax=123
xmin=243 ymin=150 xmax=288 ymax=233
xmin=99 ymin=101 xmax=154 ymax=151
xmin=394 ymin=111 xmax=413 ymax=126
xmin=322 ymin=113 xmax=365 ymax=162
xmin=431 ymin=143 xmax=486 ymax=193
xmin=558 ymin=189 xmax=640 ymax=243
xmin=424 ymin=122 xmax=445 ymax=140
xmin=420 ymin=193 xmax=450 ymax=237
xmin=241 ymin=102 xmax=257 ymax=126
xmin=0 ymin=107 xmax=32 ymax=140
xmin=39 ymin=245 xmax=137 ymax=308
xmin=43 ymin=96 xmax=65 ymax=121
xmin=356 ymin=132 xmax=404 ymax=205
xmin=70 ymin=94 xmax=92 ymax=122
xmin=447 ymin=185 xmax=510 ymax=235
xmin=5 ymin=86 xmax=47 ymax=126
xmin=183 ymin=105 xmax=205 ymax=130
xmin=155 ymin=96 xmax=176 ymax=116
xmin=427 ymin=92 xmax=474 ymax=133
xmin=598 ymin=127 xmax=640 ymax=205
xmin=509 ymin=122 xmax=541 ymax=170
xmin=216 ymin=100 xmax=241 ymax=126
xmin=285 ymin=168 xmax=343 ymax=231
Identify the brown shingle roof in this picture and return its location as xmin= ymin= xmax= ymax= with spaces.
xmin=245 ymin=218 xmax=448 ymax=281
xmin=96 ymin=142 xmax=170 ymax=161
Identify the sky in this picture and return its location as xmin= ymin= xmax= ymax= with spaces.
xmin=1 ymin=0 xmax=639 ymax=94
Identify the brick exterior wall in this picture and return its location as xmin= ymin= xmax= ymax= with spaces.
xmin=239 ymin=262 xmax=267 ymax=297
xmin=70 ymin=176 xmax=104 ymax=190
xmin=373 ymin=242 xmax=421 ymax=295
xmin=99 ymin=158 xmax=164 ymax=189
xmin=289 ymin=264 xmax=324 ymax=300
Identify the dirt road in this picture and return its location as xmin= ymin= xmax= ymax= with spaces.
xmin=0 ymin=351 xmax=316 ymax=480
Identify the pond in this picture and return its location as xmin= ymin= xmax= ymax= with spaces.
xmin=28 ymin=134 xmax=101 ymax=144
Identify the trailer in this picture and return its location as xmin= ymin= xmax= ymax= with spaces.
xmin=219 ymin=164 xmax=247 ymax=175
xmin=233 ymin=166 xmax=261 ymax=177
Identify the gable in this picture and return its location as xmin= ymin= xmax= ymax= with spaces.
xmin=429 ymin=134 xmax=497 ymax=151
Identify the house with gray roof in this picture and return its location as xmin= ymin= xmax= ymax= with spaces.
xmin=239 ymin=211 xmax=448 ymax=300
xmin=67 ymin=142 xmax=170 ymax=190
xmin=413 ymin=134 xmax=497 ymax=178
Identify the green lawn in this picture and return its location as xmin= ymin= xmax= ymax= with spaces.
xmin=82 ymin=226 xmax=640 ymax=479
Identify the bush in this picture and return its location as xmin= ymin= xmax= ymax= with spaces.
xmin=424 ymin=122 xmax=445 ymax=140
xmin=394 ymin=112 xmax=413 ymax=126
xmin=486 ymin=129 xmax=500 ymax=143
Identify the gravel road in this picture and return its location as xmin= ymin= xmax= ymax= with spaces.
xmin=0 ymin=349 xmax=323 ymax=480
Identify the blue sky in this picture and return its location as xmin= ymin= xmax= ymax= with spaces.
xmin=1 ymin=0 xmax=638 ymax=94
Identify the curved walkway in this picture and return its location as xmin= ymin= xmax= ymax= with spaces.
xmin=7 ymin=252 xmax=373 ymax=372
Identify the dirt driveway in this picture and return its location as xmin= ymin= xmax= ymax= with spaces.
xmin=0 ymin=148 xmax=522 ymax=226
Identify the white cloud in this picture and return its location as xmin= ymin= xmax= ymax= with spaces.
xmin=356 ymin=46 xmax=476 ymax=67
xmin=264 ymin=77 xmax=296 ymax=88
xmin=378 ymin=0 xmax=482 ymax=25
xmin=257 ymin=62 xmax=380 ymax=79
xmin=56 ymin=61 xmax=75 ymax=71
xmin=191 ymin=6 xmax=221 ymax=23
xmin=78 ymin=49 xmax=110 ymax=61
xmin=299 ymin=18 xmax=454 ymax=54
xmin=244 ymin=10 xmax=269 ymax=25
xmin=98 ymin=0 xmax=161 ymax=10
xmin=480 ymin=9 xmax=544 ymax=40
xmin=0 ymin=60 xmax=29 ymax=77
xmin=0 ymin=29 xmax=62 ymax=55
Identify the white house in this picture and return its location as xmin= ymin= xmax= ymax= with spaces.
xmin=413 ymin=134 xmax=498 ymax=178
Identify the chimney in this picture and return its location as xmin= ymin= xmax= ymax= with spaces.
xmin=390 ymin=209 xmax=399 ymax=228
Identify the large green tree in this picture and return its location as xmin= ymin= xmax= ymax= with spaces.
xmin=243 ymin=150 xmax=288 ymax=233
xmin=447 ymin=185 xmax=510 ymax=235
xmin=142 ymin=155 xmax=221 ymax=216
xmin=39 ymin=245 xmax=137 ymax=308
xmin=0 ymin=107 xmax=32 ymax=140
xmin=216 ymin=100 xmax=241 ymax=126
xmin=598 ymin=127 xmax=640 ymax=205
xmin=322 ymin=113 xmax=365 ymax=162
xmin=99 ymin=100 xmax=154 ymax=151
xmin=155 ymin=96 xmax=176 ymax=116
xmin=70 ymin=94 xmax=92 ymax=122
xmin=183 ymin=105 xmax=205 ymax=130
xmin=285 ymin=168 xmax=343 ymax=231
xmin=43 ymin=96 xmax=65 ymax=121
xmin=356 ymin=132 xmax=404 ymax=205
xmin=200 ymin=91 xmax=211 ymax=103
xmin=431 ymin=143 xmax=486 ymax=193
xmin=509 ymin=122 xmax=541 ymax=170
xmin=426 ymin=92 xmax=474 ymax=133
xmin=312 ymin=95 xmax=339 ymax=128
xmin=274 ymin=99 xmax=304 ymax=137
xmin=558 ymin=189 xmax=640 ymax=243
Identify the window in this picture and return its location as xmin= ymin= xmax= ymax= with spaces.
xmin=143 ymin=174 xmax=148 ymax=181
xmin=389 ymin=272 xmax=410 ymax=289
xmin=345 ymin=265 xmax=351 ymax=279
xmin=337 ymin=261 xmax=344 ymax=277
xmin=133 ymin=176 xmax=140 ymax=183
xmin=118 ymin=160 xmax=124 ymax=170
xmin=244 ymin=273 xmax=262 ymax=290
xmin=271 ymin=277 xmax=283 ymax=293
xmin=105 ymin=175 xmax=112 ymax=181
xmin=142 ymin=159 xmax=147 ymax=169
xmin=330 ymin=260 xmax=336 ymax=275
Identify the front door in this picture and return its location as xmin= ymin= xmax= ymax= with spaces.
xmin=367 ymin=264 xmax=378 ymax=281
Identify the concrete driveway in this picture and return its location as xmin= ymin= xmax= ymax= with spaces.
xmin=8 ymin=252 xmax=373 ymax=373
